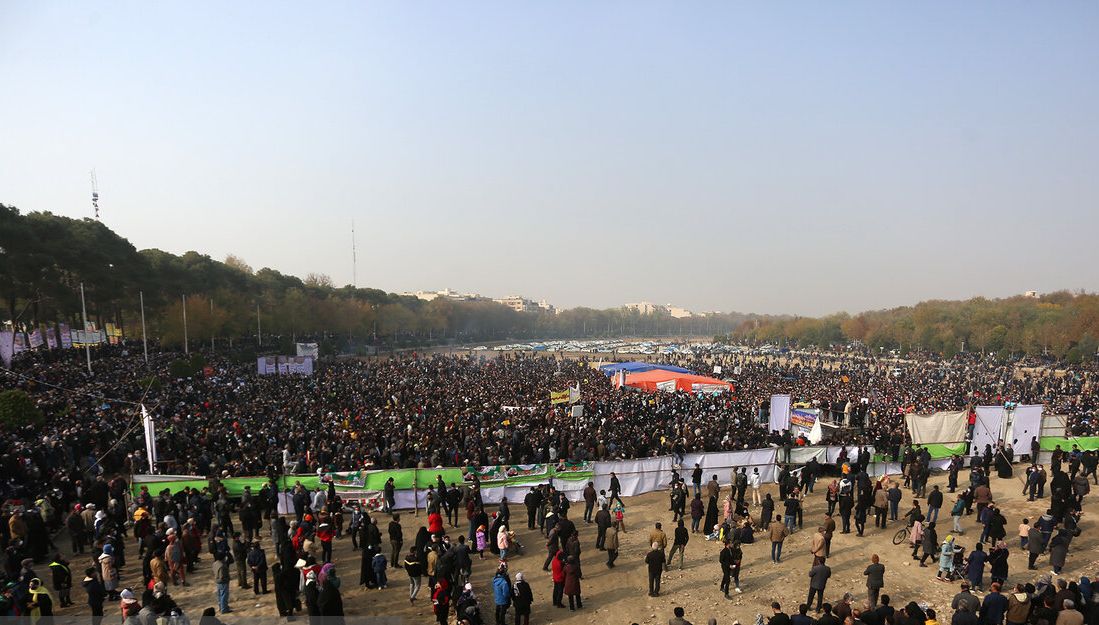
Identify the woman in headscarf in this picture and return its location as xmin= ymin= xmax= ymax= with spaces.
xmin=563 ymin=555 xmax=582 ymax=610
xmin=24 ymin=578 xmax=53 ymax=625
xmin=303 ymin=570 xmax=320 ymax=625
xmin=317 ymin=563 xmax=344 ymax=623
xmin=988 ymin=541 xmax=1009 ymax=586
xmin=1049 ymin=528 xmax=1072 ymax=575
xmin=414 ymin=526 xmax=431 ymax=562
xmin=488 ymin=514 xmax=503 ymax=556
xmin=900 ymin=601 xmax=927 ymax=625
xmin=826 ymin=480 xmax=839 ymax=516
xmin=359 ymin=541 xmax=378 ymax=589
xmin=705 ymin=495 xmax=719 ymax=535
xmin=936 ymin=535 xmax=956 ymax=581
xmin=497 ymin=525 xmax=511 ymax=561
xmin=455 ymin=581 xmax=478 ymax=622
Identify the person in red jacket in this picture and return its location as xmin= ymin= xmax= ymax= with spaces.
xmin=428 ymin=511 xmax=444 ymax=537
xmin=432 ymin=581 xmax=450 ymax=625
xmin=551 ymin=550 xmax=566 ymax=608
xmin=316 ymin=523 xmax=335 ymax=564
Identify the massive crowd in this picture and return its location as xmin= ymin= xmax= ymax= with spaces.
xmin=0 ymin=342 xmax=1097 ymax=623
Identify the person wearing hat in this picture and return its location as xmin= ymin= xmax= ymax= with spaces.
xmin=82 ymin=566 xmax=106 ymax=622
xmin=492 ymin=564 xmax=513 ymax=624
xmin=48 ymin=553 xmax=73 ymax=608
xmin=230 ymin=532 xmax=249 ymax=589
xmin=212 ymin=551 xmax=231 ymax=614
xmin=66 ymin=505 xmax=86 ymax=555
xmin=25 ymin=578 xmax=53 ymax=624
xmin=119 ymin=588 xmax=140 ymax=620
xmin=513 ymin=571 xmax=534 ymax=625
xmin=98 ymin=545 xmax=119 ymax=601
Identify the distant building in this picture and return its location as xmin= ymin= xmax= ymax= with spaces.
xmin=625 ymin=301 xmax=693 ymax=317
xmin=401 ymin=288 xmax=485 ymax=302
xmin=668 ymin=306 xmax=694 ymax=319
xmin=537 ymin=299 xmax=556 ymax=314
xmin=494 ymin=295 xmax=538 ymax=312
xmin=625 ymin=302 xmax=668 ymax=315
xmin=1023 ymin=290 xmax=1039 ymax=299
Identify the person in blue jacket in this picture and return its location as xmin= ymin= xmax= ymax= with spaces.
xmin=492 ymin=565 xmax=512 ymax=625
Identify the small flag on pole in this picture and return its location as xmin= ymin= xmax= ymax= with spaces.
xmin=142 ymin=404 xmax=158 ymax=474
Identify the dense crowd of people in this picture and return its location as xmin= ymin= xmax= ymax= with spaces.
xmin=0 ymin=342 xmax=1097 ymax=622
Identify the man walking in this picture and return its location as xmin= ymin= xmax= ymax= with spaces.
xmin=646 ymin=542 xmax=666 ymax=597
xmin=808 ymin=561 xmax=832 ymax=613
xmin=864 ymin=554 xmax=885 ymax=608
xmin=668 ymin=520 xmax=688 ymax=570
xmin=595 ymin=505 xmax=611 ymax=550
xmin=583 ymin=482 xmax=597 ymax=523
xmin=770 ymin=517 xmax=790 ymax=563
xmin=719 ymin=540 xmax=743 ymax=598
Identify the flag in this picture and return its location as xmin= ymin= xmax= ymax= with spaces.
xmin=142 ymin=404 xmax=158 ymax=474
xmin=550 ymin=389 xmax=570 ymax=405
xmin=568 ymin=382 xmax=581 ymax=405
xmin=0 ymin=331 xmax=13 ymax=368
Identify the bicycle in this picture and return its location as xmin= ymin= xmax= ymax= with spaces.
xmin=892 ymin=525 xmax=910 ymax=545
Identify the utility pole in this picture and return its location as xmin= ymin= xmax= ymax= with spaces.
xmin=79 ymin=282 xmax=92 ymax=374
xmin=352 ymin=219 xmax=358 ymax=288
xmin=182 ymin=294 xmax=189 ymax=355
xmin=139 ymin=291 xmax=148 ymax=363
xmin=210 ymin=298 xmax=215 ymax=351
xmin=257 ymin=303 xmax=262 ymax=347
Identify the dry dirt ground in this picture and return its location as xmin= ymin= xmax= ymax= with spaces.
xmin=54 ymin=471 xmax=1099 ymax=624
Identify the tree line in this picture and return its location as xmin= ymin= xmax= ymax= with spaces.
xmin=0 ymin=205 xmax=751 ymax=350
xmin=727 ymin=293 xmax=1099 ymax=362
xmin=4 ymin=205 xmax=1097 ymax=359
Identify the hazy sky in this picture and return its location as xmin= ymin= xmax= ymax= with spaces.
xmin=2 ymin=2 xmax=1097 ymax=316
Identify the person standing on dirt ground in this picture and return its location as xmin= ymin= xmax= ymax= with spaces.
xmin=874 ymin=486 xmax=889 ymax=529
xmin=769 ymin=516 xmax=790 ymax=563
xmin=750 ymin=468 xmax=763 ymax=506
xmin=807 ymin=560 xmax=832 ymax=614
xmin=609 ymin=473 xmax=624 ymax=507
xmin=668 ymin=519 xmax=688 ymax=570
xmin=595 ymin=504 xmax=611 ymax=550
xmin=648 ymin=522 xmax=668 ymax=571
xmin=645 ymin=542 xmax=666 ymax=597
xmin=719 ymin=539 xmax=743 ymax=598
xmin=822 ymin=513 xmax=836 ymax=557
xmin=583 ymin=482 xmax=597 ymax=524
xmin=605 ymin=521 xmax=620 ymax=568
xmin=692 ymin=464 xmax=703 ymax=499
xmin=864 ymin=554 xmax=885 ymax=608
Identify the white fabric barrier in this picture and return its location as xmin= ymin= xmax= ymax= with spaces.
xmin=787 ymin=445 xmax=873 ymax=467
xmin=273 ymin=445 xmax=958 ymax=514
xmin=593 ymin=457 xmax=673 ymax=499
xmin=1008 ymin=405 xmax=1044 ymax=447
xmin=770 ymin=394 xmax=791 ymax=432
xmin=683 ymin=449 xmax=779 ymax=486
xmin=973 ymin=406 xmax=1005 ymax=454
xmin=867 ymin=458 xmax=951 ymax=478
xmin=906 ymin=411 xmax=968 ymax=445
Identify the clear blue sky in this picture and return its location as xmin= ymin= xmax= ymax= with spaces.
xmin=2 ymin=2 xmax=1097 ymax=316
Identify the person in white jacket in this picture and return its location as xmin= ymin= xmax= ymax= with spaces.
xmin=749 ymin=469 xmax=762 ymax=506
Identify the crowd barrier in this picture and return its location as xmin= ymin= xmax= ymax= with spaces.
xmin=132 ymin=443 xmax=974 ymax=512
xmin=132 ymin=435 xmax=1099 ymax=512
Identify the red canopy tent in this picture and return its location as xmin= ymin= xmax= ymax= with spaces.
xmin=618 ymin=369 xmax=733 ymax=393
